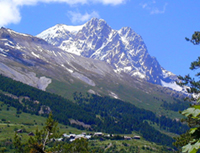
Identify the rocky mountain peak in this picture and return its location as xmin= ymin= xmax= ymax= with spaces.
xmin=37 ymin=18 xmax=182 ymax=92
xmin=85 ymin=18 xmax=107 ymax=28
xmin=119 ymin=27 xmax=133 ymax=36
xmin=82 ymin=18 xmax=112 ymax=38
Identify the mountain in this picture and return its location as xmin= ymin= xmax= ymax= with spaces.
xmin=37 ymin=18 xmax=181 ymax=92
xmin=0 ymin=24 xmax=186 ymax=117
xmin=0 ymin=21 xmax=189 ymax=150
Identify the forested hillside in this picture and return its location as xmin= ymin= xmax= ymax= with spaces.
xmin=73 ymin=93 xmax=189 ymax=146
xmin=0 ymin=74 xmax=188 ymax=147
xmin=0 ymin=74 xmax=97 ymax=125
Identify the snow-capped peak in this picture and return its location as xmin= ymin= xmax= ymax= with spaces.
xmin=56 ymin=24 xmax=84 ymax=33
xmin=37 ymin=24 xmax=84 ymax=39
xmin=37 ymin=18 xmax=181 ymax=92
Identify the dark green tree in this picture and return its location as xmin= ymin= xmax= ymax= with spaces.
xmin=13 ymin=132 xmax=24 ymax=153
xmin=64 ymin=138 xmax=90 ymax=153
xmin=185 ymin=31 xmax=200 ymax=45
xmin=174 ymin=31 xmax=200 ymax=153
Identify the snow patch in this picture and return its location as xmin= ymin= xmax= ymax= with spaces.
xmin=53 ymin=51 xmax=57 ymax=57
xmin=31 ymin=52 xmax=40 ymax=58
xmin=5 ymin=42 xmax=14 ymax=48
xmin=0 ymin=48 xmax=7 ymax=57
xmin=0 ymin=48 xmax=5 ymax=52
xmin=57 ymin=24 xmax=84 ymax=33
xmin=114 ymin=69 xmax=120 ymax=74
xmin=161 ymin=80 xmax=185 ymax=92
xmin=72 ymin=72 xmax=95 ymax=86
xmin=0 ymin=53 xmax=6 ymax=57
xmin=37 ymin=24 xmax=84 ymax=39
xmin=121 ymin=36 xmax=129 ymax=46
xmin=123 ymin=66 xmax=132 ymax=72
xmin=61 ymin=64 xmax=73 ymax=73
xmin=109 ymin=91 xmax=119 ymax=99
xmin=162 ymin=69 xmax=174 ymax=78
xmin=132 ymin=71 xmax=146 ymax=79
xmin=16 ymin=45 xmax=21 ymax=50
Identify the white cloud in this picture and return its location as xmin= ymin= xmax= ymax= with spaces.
xmin=68 ymin=11 xmax=100 ymax=24
xmin=150 ymin=3 xmax=168 ymax=14
xmin=140 ymin=0 xmax=168 ymax=15
xmin=0 ymin=1 xmax=21 ymax=26
xmin=142 ymin=3 xmax=147 ymax=9
xmin=0 ymin=0 xmax=126 ymax=27
xmin=12 ymin=0 xmax=88 ymax=6
xmin=95 ymin=0 xmax=126 ymax=5
xmin=12 ymin=0 xmax=127 ymax=6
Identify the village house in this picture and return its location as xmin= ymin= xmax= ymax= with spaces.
xmin=93 ymin=132 xmax=103 ymax=136
xmin=133 ymin=136 xmax=141 ymax=139
xmin=124 ymin=136 xmax=132 ymax=140
xmin=28 ymin=132 xmax=35 ymax=136
xmin=17 ymin=129 xmax=23 ymax=133
xmin=62 ymin=133 xmax=92 ymax=142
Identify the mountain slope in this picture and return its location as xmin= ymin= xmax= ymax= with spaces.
xmin=37 ymin=18 xmax=180 ymax=91
xmin=0 ymin=26 xmax=186 ymax=118
xmin=0 ymin=27 xmax=118 ymax=90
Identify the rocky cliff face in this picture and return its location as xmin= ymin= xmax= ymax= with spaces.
xmin=37 ymin=18 xmax=178 ymax=89
xmin=0 ymin=27 xmax=119 ymax=92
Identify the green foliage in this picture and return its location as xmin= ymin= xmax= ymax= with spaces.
xmin=174 ymin=31 xmax=200 ymax=153
xmin=161 ymin=99 xmax=190 ymax=112
xmin=13 ymin=132 xmax=23 ymax=153
xmin=178 ymin=105 xmax=200 ymax=153
xmin=173 ymin=131 xmax=193 ymax=152
xmin=64 ymin=138 xmax=90 ymax=153
xmin=13 ymin=112 xmax=60 ymax=152
xmin=186 ymin=31 xmax=200 ymax=45
xmin=13 ymin=113 xmax=93 ymax=153
xmin=0 ymin=147 xmax=6 ymax=153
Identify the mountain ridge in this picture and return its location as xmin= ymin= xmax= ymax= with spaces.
xmin=37 ymin=18 xmax=181 ymax=93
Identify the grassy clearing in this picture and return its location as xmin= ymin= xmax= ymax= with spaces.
xmin=89 ymin=138 xmax=172 ymax=153
xmin=0 ymin=102 xmax=83 ymax=142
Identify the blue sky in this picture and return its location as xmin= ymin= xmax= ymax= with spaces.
xmin=1 ymin=0 xmax=200 ymax=77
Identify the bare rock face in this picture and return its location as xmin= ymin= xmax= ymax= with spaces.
xmin=37 ymin=18 xmax=178 ymax=89
xmin=0 ymin=63 xmax=51 ymax=91
xmin=39 ymin=105 xmax=51 ymax=115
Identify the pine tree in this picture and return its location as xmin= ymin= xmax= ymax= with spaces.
xmin=13 ymin=132 xmax=24 ymax=153
xmin=174 ymin=31 xmax=200 ymax=153
xmin=14 ymin=112 xmax=61 ymax=153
